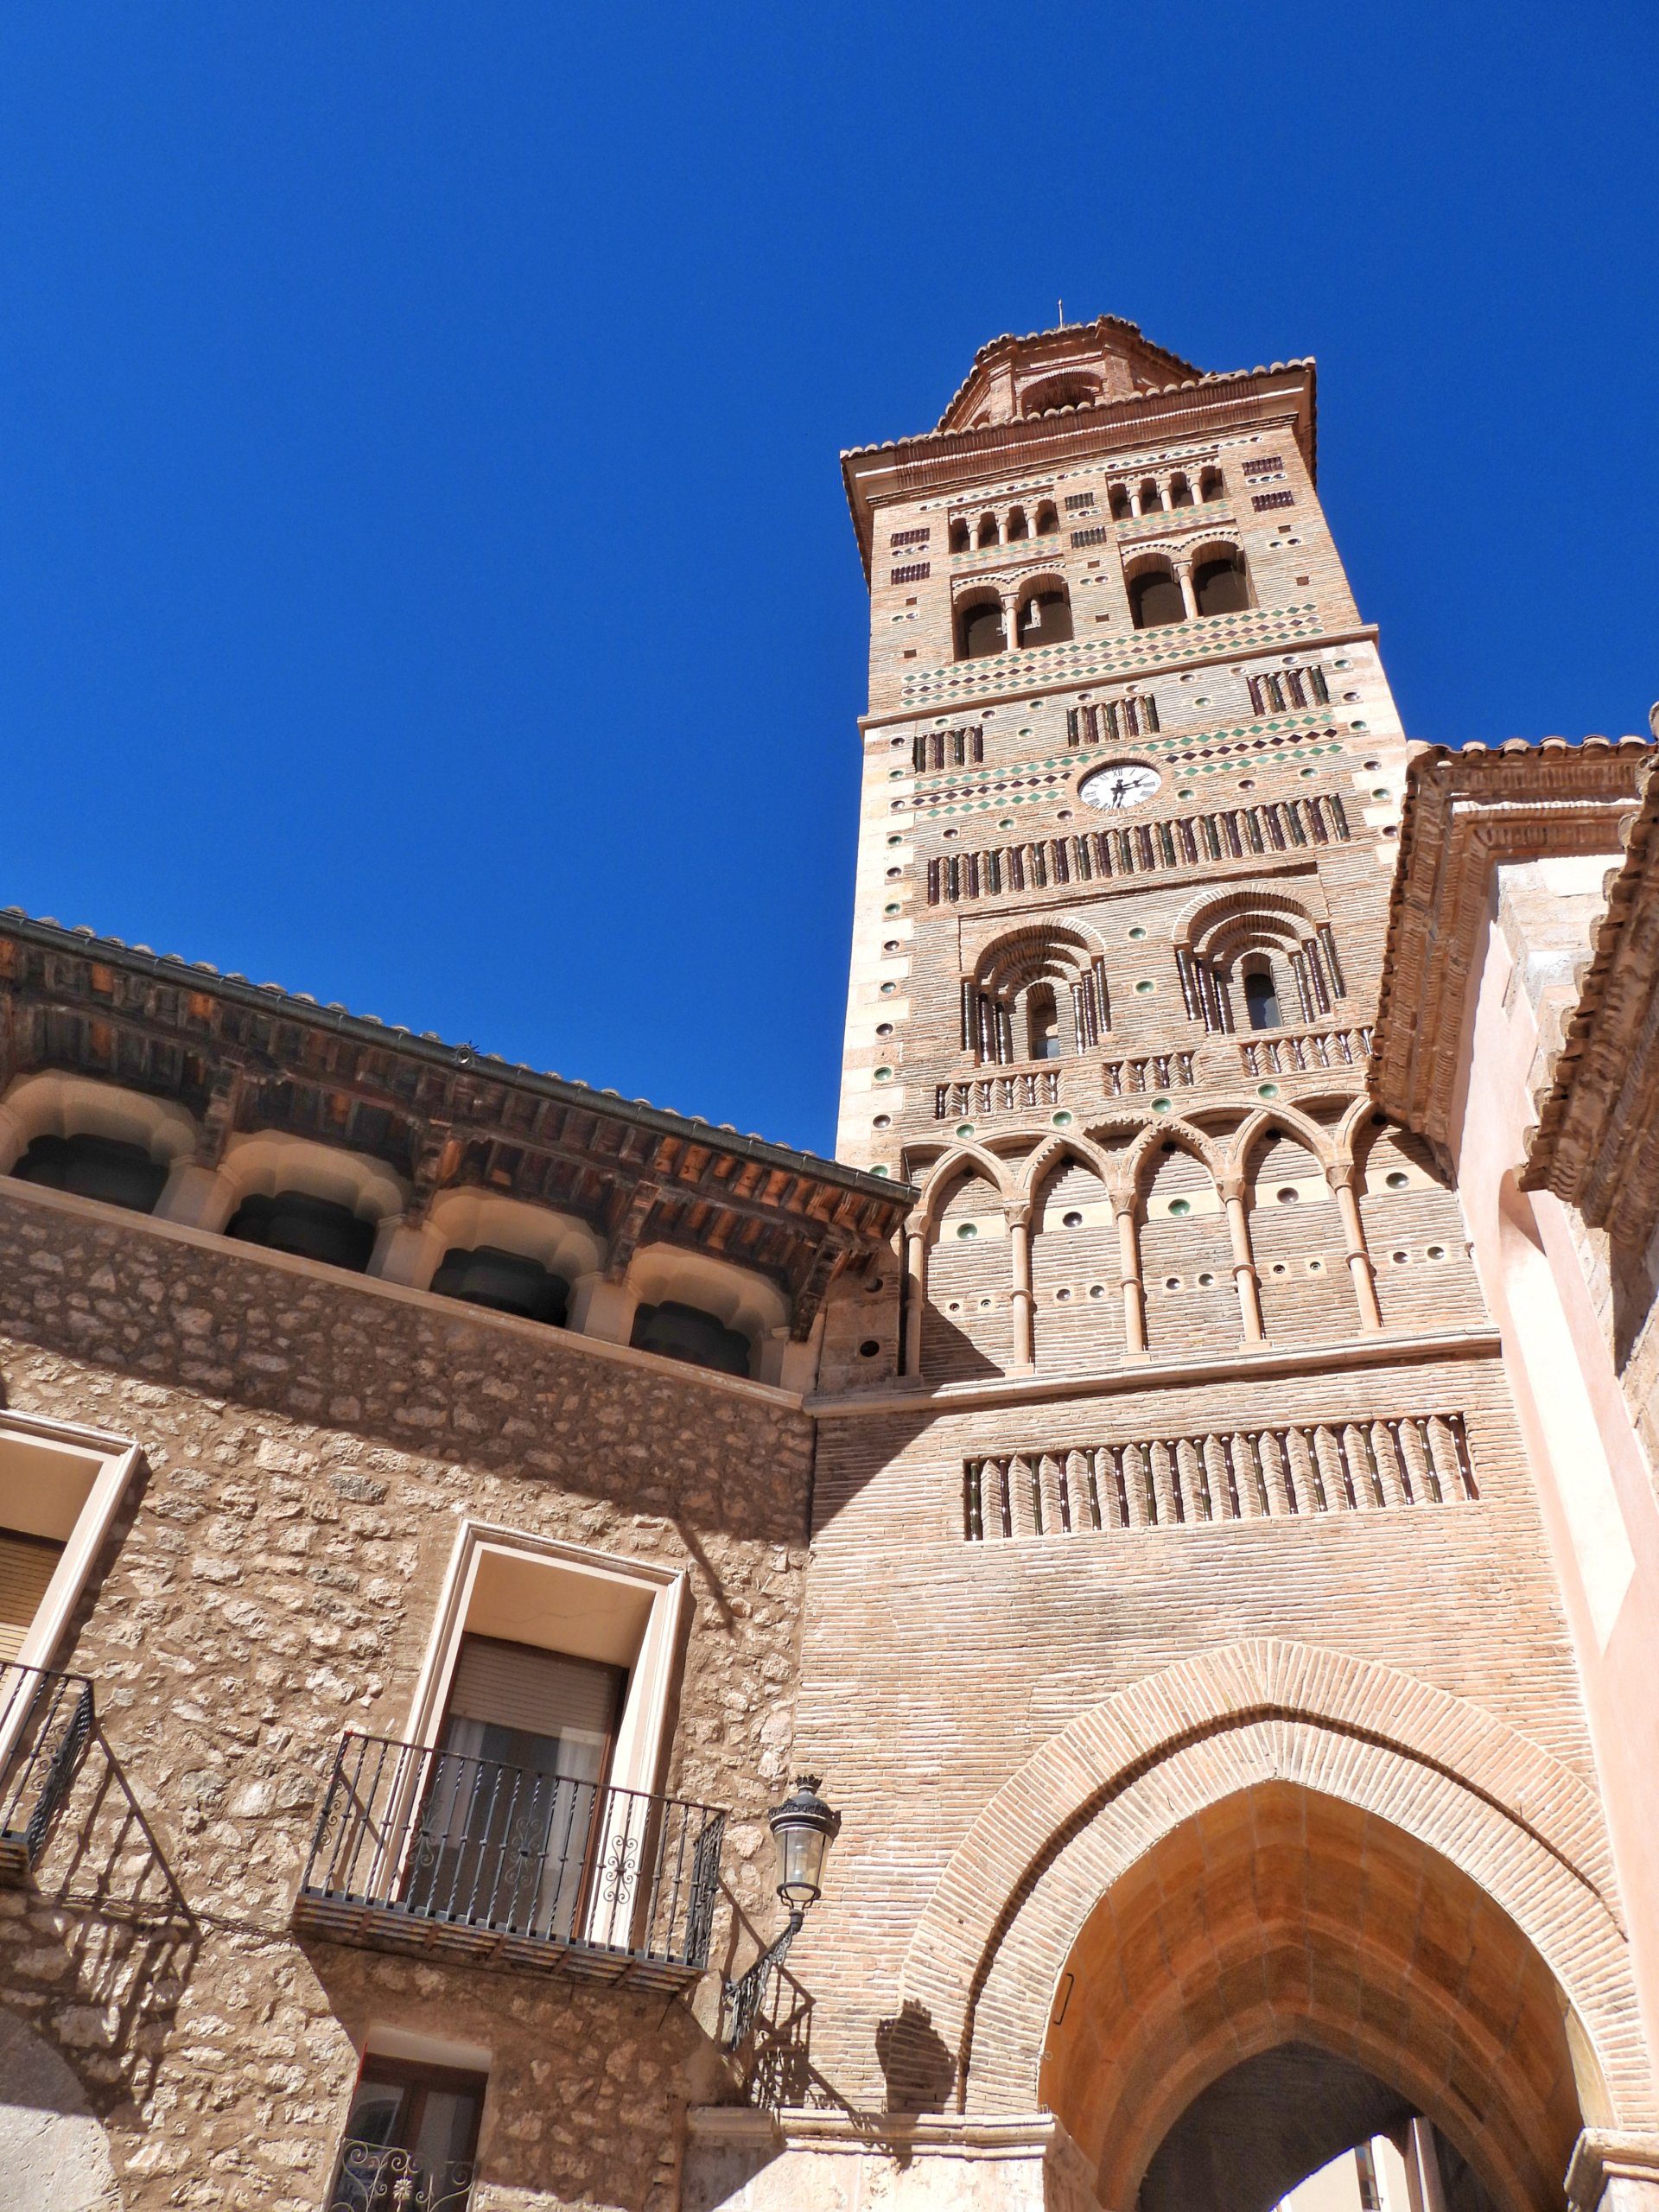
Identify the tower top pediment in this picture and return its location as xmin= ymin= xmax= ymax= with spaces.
xmin=935 ymin=315 xmax=1208 ymax=434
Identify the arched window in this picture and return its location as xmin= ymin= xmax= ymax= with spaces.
xmin=1200 ymin=467 xmax=1224 ymax=503
xmin=1138 ymin=478 xmax=1164 ymax=515
xmin=959 ymin=601 xmax=1007 ymax=659
xmin=949 ymin=518 xmax=970 ymax=554
xmin=976 ymin=512 xmax=1000 ymax=550
xmin=11 ymin=1133 xmax=168 ymax=1215
xmin=1034 ymin=501 xmax=1059 ymax=535
xmin=1194 ymin=550 xmax=1249 ymax=616
xmin=1128 ymin=569 xmax=1185 ymax=629
xmin=1007 ymin=507 xmax=1029 ymax=542
xmin=1018 ymin=586 xmax=1072 ymax=646
xmin=1027 ymin=986 xmax=1060 ymax=1061
xmin=629 ymin=1299 xmax=752 ymax=1378
xmin=1109 ymin=484 xmax=1133 ymax=520
xmin=1020 ymin=374 xmax=1101 ymax=416
xmin=429 ymin=1244 xmax=569 ymax=1325
xmin=224 ymin=1190 xmax=377 ymax=1273
xmin=1243 ymin=965 xmax=1283 ymax=1031
xmin=1169 ymin=474 xmax=1193 ymax=509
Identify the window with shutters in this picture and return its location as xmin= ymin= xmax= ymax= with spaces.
xmin=407 ymin=1525 xmax=689 ymax=1819
xmin=407 ymin=1634 xmax=627 ymax=1941
xmin=0 ymin=1415 xmax=141 ymax=1679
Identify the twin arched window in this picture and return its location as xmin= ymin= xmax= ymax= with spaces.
xmin=957 ymin=582 xmax=1073 ymax=660
xmin=1128 ymin=568 xmax=1185 ymax=629
xmin=1127 ymin=549 xmax=1250 ymax=630
xmin=1193 ymin=550 xmax=1249 ymax=615
xmin=1018 ymin=587 xmax=1073 ymax=646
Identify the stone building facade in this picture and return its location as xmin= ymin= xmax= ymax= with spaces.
xmin=1 ymin=316 xmax=1658 ymax=2212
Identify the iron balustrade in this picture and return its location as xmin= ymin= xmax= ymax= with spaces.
xmin=324 ymin=2141 xmax=476 ymax=2212
xmin=0 ymin=1661 xmax=94 ymax=1881
xmin=296 ymin=1732 xmax=725 ymax=1991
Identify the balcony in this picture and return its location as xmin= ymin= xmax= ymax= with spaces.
xmin=324 ymin=2143 xmax=475 ymax=2212
xmin=0 ymin=1662 xmax=95 ymax=1882
xmin=295 ymin=1732 xmax=726 ymax=1993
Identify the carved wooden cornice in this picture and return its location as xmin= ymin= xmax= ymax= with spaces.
xmin=1369 ymin=738 xmax=1652 ymax=1152
xmin=1522 ymin=765 xmax=1659 ymax=1231
xmin=0 ymin=911 xmax=912 ymax=1338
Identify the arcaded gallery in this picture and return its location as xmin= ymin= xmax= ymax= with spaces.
xmin=1 ymin=316 xmax=1658 ymax=2212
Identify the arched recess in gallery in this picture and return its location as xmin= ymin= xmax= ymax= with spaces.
xmin=892 ymin=1644 xmax=1648 ymax=2212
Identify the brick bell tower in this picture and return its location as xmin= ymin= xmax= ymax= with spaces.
xmin=832 ymin=314 xmax=1427 ymax=1387
xmin=763 ymin=320 xmax=1616 ymax=2198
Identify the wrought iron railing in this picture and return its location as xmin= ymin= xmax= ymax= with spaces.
xmin=0 ymin=1662 xmax=94 ymax=1879
xmin=296 ymin=1732 xmax=725 ymax=1992
xmin=324 ymin=2141 xmax=475 ymax=2212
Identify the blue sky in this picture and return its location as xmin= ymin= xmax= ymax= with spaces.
xmin=0 ymin=6 xmax=1653 ymax=1158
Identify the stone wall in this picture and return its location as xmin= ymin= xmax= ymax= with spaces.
xmin=0 ymin=1178 xmax=815 ymax=2212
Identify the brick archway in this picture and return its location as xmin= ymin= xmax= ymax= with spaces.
xmin=1049 ymin=1781 xmax=1591 ymax=2212
xmin=896 ymin=1642 xmax=1650 ymax=2145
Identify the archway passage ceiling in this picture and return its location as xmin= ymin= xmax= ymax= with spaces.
xmin=1139 ymin=2043 xmax=1415 ymax=2212
xmin=1038 ymin=1782 xmax=1586 ymax=2212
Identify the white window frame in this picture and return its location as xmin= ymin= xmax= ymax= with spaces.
xmin=405 ymin=1521 xmax=689 ymax=1802
xmin=0 ymin=1408 xmax=143 ymax=1675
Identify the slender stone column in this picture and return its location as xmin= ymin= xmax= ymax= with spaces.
xmin=1008 ymin=1205 xmax=1035 ymax=1370
xmin=1329 ymin=1165 xmax=1382 ymax=1330
xmin=1220 ymin=1177 xmax=1265 ymax=1343
xmin=1177 ymin=563 xmax=1200 ymax=620
xmin=1115 ymin=1196 xmax=1147 ymax=1359
xmin=902 ymin=1216 xmax=926 ymax=1377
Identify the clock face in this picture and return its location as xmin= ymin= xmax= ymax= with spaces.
xmin=1078 ymin=760 xmax=1163 ymax=812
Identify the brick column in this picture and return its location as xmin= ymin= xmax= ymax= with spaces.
xmin=1220 ymin=1177 xmax=1265 ymax=1343
xmin=902 ymin=1215 xmax=926 ymax=1377
xmin=1328 ymin=1164 xmax=1382 ymax=1330
xmin=1115 ymin=1195 xmax=1147 ymax=1359
xmin=1177 ymin=563 xmax=1199 ymax=620
xmin=1008 ymin=1205 xmax=1035 ymax=1370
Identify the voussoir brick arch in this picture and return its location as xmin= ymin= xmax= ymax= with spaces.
xmin=1171 ymin=885 xmax=1324 ymax=956
xmin=913 ymin=1141 xmax=1019 ymax=1235
xmin=1123 ymin=1116 xmax=1226 ymax=1198
xmin=1225 ymin=1102 xmax=1340 ymax=1178
xmin=1015 ymin=1130 xmax=1122 ymax=1209
xmin=898 ymin=1639 xmax=1649 ymax=2129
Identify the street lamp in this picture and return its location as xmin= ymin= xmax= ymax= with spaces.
xmin=722 ymin=1773 xmax=840 ymax=2046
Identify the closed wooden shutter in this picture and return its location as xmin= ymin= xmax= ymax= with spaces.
xmin=0 ymin=1532 xmax=63 ymax=1662
xmin=447 ymin=1636 xmax=621 ymax=1740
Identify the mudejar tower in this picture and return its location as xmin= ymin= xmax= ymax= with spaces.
xmin=714 ymin=320 xmax=1654 ymax=2210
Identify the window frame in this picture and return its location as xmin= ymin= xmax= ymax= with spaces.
xmin=0 ymin=1409 xmax=143 ymax=1676
xmin=405 ymin=1522 xmax=689 ymax=1805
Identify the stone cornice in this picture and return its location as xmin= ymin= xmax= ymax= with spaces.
xmin=1523 ymin=765 xmax=1659 ymax=1230
xmin=1369 ymin=739 xmax=1652 ymax=1150
xmin=808 ymin=1324 xmax=1502 ymax=1420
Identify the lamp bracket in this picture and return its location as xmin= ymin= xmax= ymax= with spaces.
xmin=721 ymin=1910 xmax=804 ymax=2049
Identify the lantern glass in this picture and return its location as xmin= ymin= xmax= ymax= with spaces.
xmin=767 ymin=1774 xmax=839 ymax=1915
xmin=776 ymin=1820 xmax=829 ymax=1910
